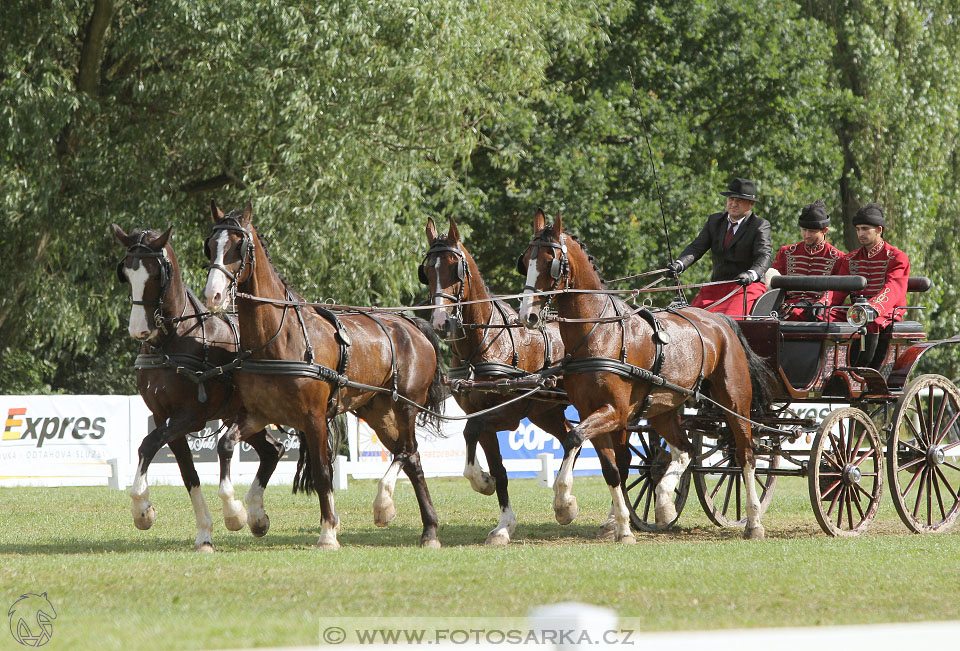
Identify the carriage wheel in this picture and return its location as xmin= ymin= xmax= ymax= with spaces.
xmin=887 ymin=374 xmax=960 ymax=533
xmin=623 ymin=430 xmax=690 ymax=532
xmin=692 ymin=432 xmax=778 ymax=527
xmin=808 ymin=407 xmax=883 ymax=537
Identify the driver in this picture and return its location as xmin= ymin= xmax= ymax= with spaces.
xmin=667 ymin=177 xmax=772 ymax=317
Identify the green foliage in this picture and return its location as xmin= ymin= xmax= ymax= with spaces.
xmin=2 ymin=0 xmax=960 ymax=392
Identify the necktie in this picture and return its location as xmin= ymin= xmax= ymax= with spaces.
xmin=723 ymin=222 xmax=736 ymax=248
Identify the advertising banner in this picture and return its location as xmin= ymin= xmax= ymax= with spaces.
xmin=0 ymin=395 xmax=131 ymax=487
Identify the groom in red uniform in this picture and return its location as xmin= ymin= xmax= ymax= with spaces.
xmin=768 ymin=199 xmax=843 ymax=321
xmin=828 ymin=203 xmax=910 ymax=332
xmin=667 ymin=177 xmax=772 ymax=317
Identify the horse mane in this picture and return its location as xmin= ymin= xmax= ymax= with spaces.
xmin=538 ymin=227 xmax=606 ymax=287
xmin=223 ymin=208 xmax=292 ymax=290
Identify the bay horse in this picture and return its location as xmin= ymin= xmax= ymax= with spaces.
xmin=517 ymin=211 xmax=773 ymax=541
xmin=113 ymin=224 xmax=286 ymax=551
xmin=202 ymin=202 xmax=446 ymax=549
xmin=422 ymin=216 xmax=583 ymax=544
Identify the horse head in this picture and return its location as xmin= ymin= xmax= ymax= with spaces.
xmin=203 ymin=200 xmax=255 ymax=313
xmin=112 ymin=223 xmax=176 ymax=341
xmin=421 ymin=216 xmax=473 ymax=337
xmin=518 ymin=210 xmax=575 ymax=329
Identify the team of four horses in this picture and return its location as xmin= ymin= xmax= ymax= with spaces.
xmin=112 ymin=201 xmax=813 ymax=550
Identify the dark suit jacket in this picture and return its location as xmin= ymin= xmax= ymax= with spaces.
xmin=677 ymin=211 xmax=772 ymax=282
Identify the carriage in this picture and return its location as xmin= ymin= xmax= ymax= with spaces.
xmin=623 ymin=274 xmax=960 ymax=537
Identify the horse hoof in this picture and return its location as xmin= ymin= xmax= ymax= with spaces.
xmin=744 ymin=524 xmax=766 ymax=540
xmin=194 ymin=542 xmax=215 ymax=553
xmin=420 ymin=537 xmax=442 ymax=549
xmin=554 ymin=497 xmax=579 ymax=525
xmin=655 ymin=504 xmax=677 ymax=527
xmin=373 ymin=502 xmax=397 ymax=527
xmin=224 ymin=512 xmax=247 ymax=531
xmin=133 ymin=505 xmax=156 ymax=530
xmin=485 ymin=532 xmax=510 ymax=546
xmin=617 ymin=533 xmax=637 ymax=544
xmin=249 ymin=515 xmax=270 ymax=538
xmin=595 ymin=522 xmax=617 ymax=541
xmin=476 ymin=473 xmax=496 ymax=496
xmin=317 ymin=541 xmax=341 ymax=551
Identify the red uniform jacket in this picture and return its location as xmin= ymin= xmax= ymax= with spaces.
xmin=771 ymin=240 xmax=843 ymax=320
xmin=829 ymin=240 xmax=910 ymax=331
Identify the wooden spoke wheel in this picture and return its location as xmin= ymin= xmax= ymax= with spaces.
xmin=623 ymin=429 xmax=690 ymax=532
xmin=692 ymin=431 xmax=778 ymax=527
xmin=808 ymin=407 xmax=883 ymax=537
xmin=887 ymin=374 xmax=960 ymax=533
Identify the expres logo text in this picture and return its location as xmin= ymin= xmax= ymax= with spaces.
xmin=3 ymin=407 xmax=106 ymax=447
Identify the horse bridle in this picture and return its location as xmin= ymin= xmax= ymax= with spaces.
xmin=116 ymin=231 xmax=175 ymax=334
xmin=519 ymin=232 xmax=570 ymax=313
xmin=204 ymin=216 xmax=255 ymax=285
xmin=419 ymin=241 xmax=470 ymax=336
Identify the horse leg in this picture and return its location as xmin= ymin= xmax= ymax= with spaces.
xmin=462 ymin=418 xmax=496 ymax=495
xmin=398 ymin=449 xmax=441 ymax=548
xmin=554 ymin=403 xmax=622 ymax=525
xmin=598 ymin=443 xmax=632 ymax=540
xmin=373 ymin=458 xmax=403 ymax=527
xmin=167 ymin=436 xmax=214 ymax=552
xmin=739 ymin=446 xmax=765 ymax=540
xmin=592 ymin=435 xmax=634 ymax=544
xmin=648 ymin=413 xmax=693 ymax=527
xmin=243 ymin=428 xmax=285 ymax=537
xmin=129 ymin=415 xmax=203 ymax=531
xmin=476 ymin=430 xmax=515 ymax=545
xmin=216 ymin=424 xmax=248 ymax=531
xmin=713 ymin=379 xmax=765 ymax=539
xmin=302 ymin=418 xmax=339 ymax=550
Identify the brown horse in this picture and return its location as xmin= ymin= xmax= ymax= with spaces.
xmin=517 ymin=211 xmax=772 ymax=541
xmin=202 ymin=202 xmax=446 ymax=549
xmin=113 ymin=225 xmax=285 ymax=551
xmin=422 ymin=216 xmax=579 ymax=544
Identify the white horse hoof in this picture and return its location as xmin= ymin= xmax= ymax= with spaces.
xmin=485 ymin=531 xmax=510 ymax=546
xmin=617 ymin=533 xmax=637 ymax=544
xmin=133 ymin=505 xmax=156 ymax=530
xmin=596 ymin=521 xmax=617 ymax=541
xmin=317 ymin=540 xmax=341 ymax=551
xmin=420 ymin=537 xmax=442 ymax=549
xmin=744 ymin=524 xmax=766 ymax=540
xmin=554 ymin=497 xmax=579 ymax=525
xmin=655 ymin=503 xmax=677 ymax=527
xmin=373 ymin=501 xmax=397 ymax=527
xmin=194 ymin=542 xmax=215 ymax=553
xmin=224 ymin=508 xmax=247 ymax=531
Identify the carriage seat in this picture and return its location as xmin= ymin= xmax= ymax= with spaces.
xmin=778 ymin=321 xmax=859 ymax=336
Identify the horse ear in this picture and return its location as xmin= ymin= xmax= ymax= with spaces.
xmin=448 ymin=216 xmax=460 ymax=243
xmin=425 ymin=217 xmax=438 ymax=244
xmin=210 ymin=200 xmax=224 ymax=223
xmin=111 ymin=223 xmax=129 ymax=244
xmin=553 ymin=211 xmax=563 ymax=233
xmin=241 ymin=202 xmax=253 ymax=225
xmin=153 ymin=226 xmax=173 ymax=250
xmin=533 ymin=209 xmax=546 ymax=233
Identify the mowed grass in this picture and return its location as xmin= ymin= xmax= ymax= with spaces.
xmin=2 ymin=474 xmax=960 ymax=650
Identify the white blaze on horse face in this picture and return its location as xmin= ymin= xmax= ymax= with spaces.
xmin=429 ymin=260 xmax=449 ymax=332
xmin=203 ymin=232 xmax=230 ymax=311
xmin=519 ymin=252 xmax=542 ymax=324
xmin=126 ymin=264 xmax=154 ymax=340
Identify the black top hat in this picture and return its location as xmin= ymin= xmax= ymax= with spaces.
xmin=798 ymin=198 xmax=830 ymax=229
xmin=719 ymin=177 xmax=758 ymax=201
xmin=853 ymin=202 xmax=886 ymax=228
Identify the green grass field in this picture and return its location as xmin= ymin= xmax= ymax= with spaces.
xmin=2 ymin=475 xmax=959 ymax=649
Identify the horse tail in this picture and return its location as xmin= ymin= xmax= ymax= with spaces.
xmin=718 ymin=314 xmax=777 ymax=411
xmin=292 ymin=415 xmax=347 ymax=495
xmin=292 ymin=429 xmax=313 ymax=494
xmin=408 ymin=315 xmax=447 ymax=437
